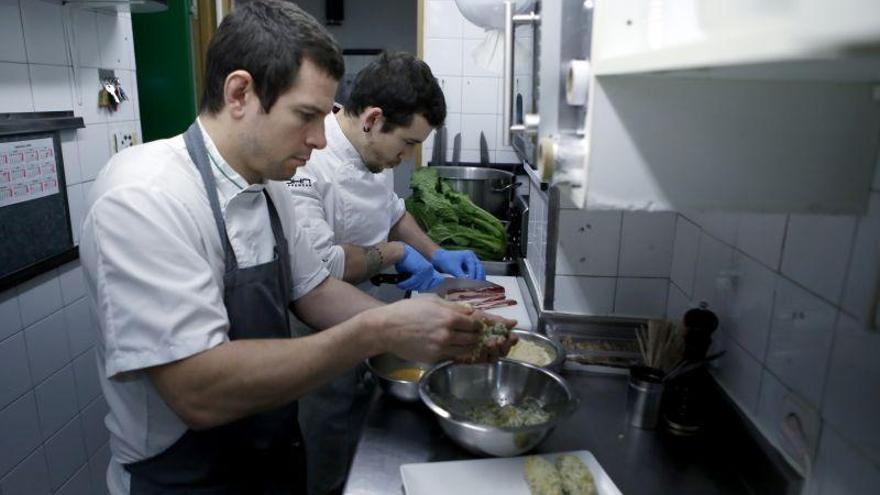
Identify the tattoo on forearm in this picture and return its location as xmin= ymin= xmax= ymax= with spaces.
xmin=363 ymin=245 xmax=383 ymax=277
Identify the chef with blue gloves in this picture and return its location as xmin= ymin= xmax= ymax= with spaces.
xmin=287 ymin=52 xmax=485 ymax=295
xmin=286 ymin=53 xmax=486 ymax=495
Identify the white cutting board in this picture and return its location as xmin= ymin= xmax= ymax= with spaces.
xmin=400 ymin=450 xmax=622 ymax=495
xmin=483 ymin=275 xmax=532 ymax=331
xmin=414 ymin=275 xmax=532 ymax=331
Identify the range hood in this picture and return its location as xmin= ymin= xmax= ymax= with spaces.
xmin=63 ymin=0 xmax=168 ymax=13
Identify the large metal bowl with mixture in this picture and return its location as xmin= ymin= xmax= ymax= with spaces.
xmin=419 ymin=360 xmax=578 ymax=456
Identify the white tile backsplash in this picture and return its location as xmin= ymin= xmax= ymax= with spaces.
xmin=556 ymin=210 xmax=621 ymax=276
xmin=554 ymin=276 xmax=616 ymax=314
xmin=0 ymin=7 xmax=135 ymax=491
xmin=0 ymin=333 xmax=33 ymax=411
xmin=766 ymin=279 xmax=837 ymax=407
xmin=688 ymin=211 xmax=739 ymax=245
xmin=0 ymin=291 xmax=23 ymax=342
xmin=424 ymin=38 xmax=463 ymax=76
xmin=79 ymin=397 xmax=108 ymax=457
xmin=692 ymin=233 xmax=735 ymax=311
xmin=24 ymin=310 xmax=71 ymax=385
xmin=34 ymin=364 xmax=78 ymax=440
xmin=71 ymin=350 xmax=100 ymax=410
xmin=736 ymin=213 xmax=787 ymax=270
xmin=666 ymin=281 xmax=691 ymax=322
xmin=618 ymin=212 xmax=675 ymax=277
xmin=0 ymin=62 xmax=35 ymax=112
xmin=87 ymin=444 xmax=110 ymax=494
xmin=712 ymin=333 xmax=763 ymax=414
xmin=63 ymin=298 xmax=95 ymax=358
xmin=66 ymin=183 xmax=85 ymax=245
xmin=0 ymin=0 xmax=27 ymax=63
xmin=461 ymin=77 xmax=501 ymax=115
xmin=437 ymin=76 xmax=462 ymax=114
xmin=96 ymin=13 xmax=131 ymax=70
xmin=841 ymin=193 xmax=880 ymax=323
xmin=822 ymin=314 xmax=880 ymax=465
xmin=0 ymin=447 xmax=51 ymax=495
xmin=0 ymin=393 xmax=42 ymax=477
xmin=44 ymin=417 xmax=87 ymax=491
xmin=57 ymin=263 xmax=84 ymax=306
xmin=726 ymin=253 xmax=776 ymax=361
xmin=614 ymin=277 xmax=668 ymax=317
xmin=17 ymin=271 xmax=63 ymax=328
xmin=460 ymin=113 xmax=496 ymax=151
xmin=810 ymin=426 xmax=880 ymax=495
xmin=781 ymin=214 xmax=856 ymax=304
xmin=671 ymin=215 xmax=701 ymax=296
xmin=28 ymin=64 xmax=72 ymax=112
xmin=60 ymin=129 xmax=82 ymax=186
xmin=77 ymin=123 xmax=111 ymax=181
xmin=20 ymin=0 xmax=69 ymax=66
xmin=55 ymin=465 xmax=93 ymax=495
xmin=71 ymin=9 xmax=100 ymax=68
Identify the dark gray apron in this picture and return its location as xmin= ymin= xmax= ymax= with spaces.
xmin=124 ymin=122 xmax=305 ymax=494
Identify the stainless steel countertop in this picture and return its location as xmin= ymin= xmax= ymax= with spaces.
xmin=343 ymin=371 xmax=749 ymax=495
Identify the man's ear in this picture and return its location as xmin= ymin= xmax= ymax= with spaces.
xmin=224 ymin=70 xmax=255 ymax=119
xmin=362 ymin=107 xmax=383 ymax=132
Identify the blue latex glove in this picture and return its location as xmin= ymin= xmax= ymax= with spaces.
xmin=395 ymin=244 xmax=444 ymax=292
xmin=431 ymin=249 xmax=486 ymax=280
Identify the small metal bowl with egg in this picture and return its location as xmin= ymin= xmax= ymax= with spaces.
xmin=505 ymin=330 xmax=566 ymax=371
xmin=366 ymin=353 xmax=432 ymax=402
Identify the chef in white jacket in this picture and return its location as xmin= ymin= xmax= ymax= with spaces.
xmin=287 ymin=53 xmax=487 ymax=495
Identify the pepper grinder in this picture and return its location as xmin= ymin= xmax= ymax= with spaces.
xmin=662 ymin=302 xmax=719 ymax=436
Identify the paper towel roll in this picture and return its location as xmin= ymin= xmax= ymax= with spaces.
xmin=565 ymin=59 xmax=591 ymax=106
xmin=537 ymin=136 xmax=556 ymax=182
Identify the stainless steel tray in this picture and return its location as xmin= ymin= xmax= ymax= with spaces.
xmin=537 ymin=312 xmax=647 ymax=374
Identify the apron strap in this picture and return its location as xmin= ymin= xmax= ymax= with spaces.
xmin=183 ymin=121 xmax=239 ymax=271
xmin=263 ymin=191 xmax=292 ymax=330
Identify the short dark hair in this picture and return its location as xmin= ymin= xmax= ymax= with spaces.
xmin=345 ymin=52 xmax=446 ymax=131
xmin=200 ymin=0 xmax=344 ymax=114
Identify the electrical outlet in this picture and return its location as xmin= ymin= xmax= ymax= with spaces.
xmin=112 ymin=130 xmax=138 ymax=153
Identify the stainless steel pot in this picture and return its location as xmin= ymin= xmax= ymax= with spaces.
xmin=429 ymin=166 xmax=517 ymax=220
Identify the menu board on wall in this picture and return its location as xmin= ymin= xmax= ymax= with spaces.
xmin=0 ymin=131 xmax=74 ymax=292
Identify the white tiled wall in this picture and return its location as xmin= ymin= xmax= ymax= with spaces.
xmin=1 ymin=1 xmax=140 ymax=493
xmin=425 ymin=3 xmax=880 ymax=491
xmin=421 ymin=0 xmax=530 ymax=165
xmin=669 ymin=160 xmax=880 ymax=493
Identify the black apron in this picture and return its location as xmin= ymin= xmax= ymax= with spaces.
xmin=124 ymin=122 xmax=305 ymax=494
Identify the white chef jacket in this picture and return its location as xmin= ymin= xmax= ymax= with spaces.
xmin=79 ymin=120 xmax=329 ymax=494
xmin=287 ymin=111 xmax=406 ymax=280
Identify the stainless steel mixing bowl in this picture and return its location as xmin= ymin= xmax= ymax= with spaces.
xmin=366 ymin=353 xmax=432 ymax=402
xmin=507 ymin=330 xmax=566 ymax=371
xmin=419 ymin=360 xmax=578 ymax=456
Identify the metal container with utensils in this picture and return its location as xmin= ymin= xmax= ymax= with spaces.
xmin=627 ymin=366 xmax=665 ymax=429
xmin=429 ymin=166 xmax=517 ymax=220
